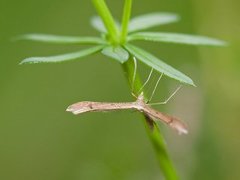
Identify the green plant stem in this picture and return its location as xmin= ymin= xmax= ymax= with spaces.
xmin=92 ymin=0 xmax=178 ymax=179
xmin=120 ymin=0 xmax=132 ymax=44
xmin=92 ymin=0 xmax=119 ymax=44
xmin=122 ymin=57 xmax=179 ymax=180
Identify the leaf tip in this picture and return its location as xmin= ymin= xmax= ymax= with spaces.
xmin=19 ymin=57 xmax=38 ymax=65
xmin=192 ymin=82 xmax=197 ymax=87
xmin=19 ymin=60 xmax=29 ymax=65
xmin=185 ymin=77 xmax=196 ymax=87
xmin=208 ymin=39 xmax=228 ymax=47
xmin=219 ymin=41 xmax=229 ymax=47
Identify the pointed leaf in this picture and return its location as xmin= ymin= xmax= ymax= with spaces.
xmin=91 ymin=16 xmax=107 ymax=33
xmin=101 ymin=46 xmax=129 ymax=63
xmin=128 ymin=32 xmax=227 ymax=46
xmin=128 ymin=13 xmax=180 ymax=33
xmin=125 ymin=44 xmax=195 ymax=86
xmin=15 ymin=34 xmax=105 ymax=45
xmin=90 ymin=16 xmax=121 ymax=33
xmin=20 ymin=45 xmax=104 ymax=64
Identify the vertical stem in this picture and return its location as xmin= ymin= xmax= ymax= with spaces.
xmin=92 ymin=0 xmax=119 ymax=44
xmin=92 ymin=0 xmax=178 ymax=179
xmin=122 ymin=57 xmax=179 ymax=180
xmin=121 ymin=0 xmax=132 ymax=44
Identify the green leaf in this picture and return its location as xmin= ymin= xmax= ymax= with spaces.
xmin=91 ymin=16 xmax=107 ymax=33
xmin=125 ymin=44 xmax=195 ymax=86
xmin=90 ymin=16 xmax=120 ymax=33
xmin=128 ymin=32 xmax=227 ymax=46
xmin=15 ymin=34 xmax=105 ymax=44
xmin=128 ymin=13 xmax=180 ymax=33
xmin=20 ymin=45 xmax=104 ymax=64
xmin=101 ymin=46 xmax=129 ymax=63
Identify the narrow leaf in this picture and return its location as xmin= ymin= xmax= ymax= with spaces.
xmin=20 ymin=45 xmax=104 ymax=64
xmin=91 ymin=16 xmax=107 ymax=33
xmin=15 ymin=34 xmax=105 ymax=44
xmin=128 ymin=32 xmax=227 ymax=46
xmin=102 ymin=46 xmax=129 ymax=63
xmin=125 ymin=44 xmax=195 ymax=86
xmin=90 ymin=16 xmax=121 ymax=33
xmin=128 ymin=13 xmax=180 ymax=32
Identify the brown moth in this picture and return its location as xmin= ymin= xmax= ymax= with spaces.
xmin=66 ymin=93 xmax=188 ymax=135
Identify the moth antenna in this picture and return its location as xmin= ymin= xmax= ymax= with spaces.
xmin=148 ymin=73 xmax=163 ymax=103
xmin=149 ymin=85 xmax=182 ymax=106
xmin=138 ymin=68 xmax=154 ymax=95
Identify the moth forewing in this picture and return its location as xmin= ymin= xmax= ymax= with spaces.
xmin=67 ymin=101 xmax=139 ymax=115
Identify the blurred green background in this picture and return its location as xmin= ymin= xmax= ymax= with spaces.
xmin=1 ymin=0 xmax=239 ymax=179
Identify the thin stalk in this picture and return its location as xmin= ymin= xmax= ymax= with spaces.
xmin=120 ymin=0 xmax=132 ymax=44
xmin=122 ymin=57 xmax=179 ymax=180
xmin=92 ymin=0 xmax=178 ymax=179
xmin=92 ymin=0 xmax=119 ymax=44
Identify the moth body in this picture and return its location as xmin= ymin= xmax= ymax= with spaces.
xmin=67 ymin=93 xmax=188 ymax=135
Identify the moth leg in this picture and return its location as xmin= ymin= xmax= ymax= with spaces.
xmin=131 ymin=56 xmax=138 ymax=93
xmin=147 ymin=72 xmax=164 ymax=103
xmin=138 ymin=68 xmax=154 ymax=95
xmin=149 ymin=85 xmax=182 ymax=106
